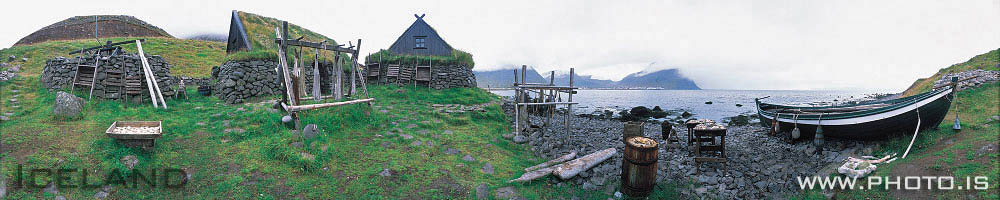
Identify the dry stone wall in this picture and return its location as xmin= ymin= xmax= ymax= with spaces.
xmin=370 ymin=64 xmax=476 ymax=89
xmin=41 ymin=55 xmax=177 ymax=100
xmin=211 ymin=60 xmax=340 ymax=104
xmin=430 ymin=65 xmax=476 ymax=89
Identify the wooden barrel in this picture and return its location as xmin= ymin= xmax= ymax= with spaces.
xmin=621 ymin=136 xmax=659 ymax=197
xmin=623 ymin=122 xmax=644 ymax=143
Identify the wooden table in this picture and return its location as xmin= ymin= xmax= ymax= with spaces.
xmin=693 ymin=122 xmax=727 ymax=175
xmin=685 ymin=119 xmax=715 ymax=146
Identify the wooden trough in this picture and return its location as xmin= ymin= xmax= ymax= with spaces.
xmin=105 ymin=121 xmax=162 ymax=149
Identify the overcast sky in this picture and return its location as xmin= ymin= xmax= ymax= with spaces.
xmin=1 ymin=0 xmax=998 ymax=91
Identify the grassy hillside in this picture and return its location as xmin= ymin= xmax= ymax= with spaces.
xmin=0 ymin=37 xmax=663 ymax=199
xmin=0 ymin=37 xmax=225 ymax=78
xmin=901 ymin=49 xmax=999 ymax=96
xmin=228 ymin=11 xmax=342 ymax=62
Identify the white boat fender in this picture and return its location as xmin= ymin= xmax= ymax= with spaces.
xmin=791 ymin=114 xmax=801 ymax=139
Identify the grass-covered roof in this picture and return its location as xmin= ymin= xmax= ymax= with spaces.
xmin=366 ymin=49 xmax=474 ymax=69
xmin=227 ymin=11 xmax=344 ymax=62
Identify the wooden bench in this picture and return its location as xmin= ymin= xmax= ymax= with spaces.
xmin=693 ymin=122 xmax=727 ymax=175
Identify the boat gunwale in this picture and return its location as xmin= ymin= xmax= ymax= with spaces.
xmin=755 ymin=87 xmax=951 ymax=121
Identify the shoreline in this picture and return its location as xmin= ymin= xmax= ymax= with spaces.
xmin=506 ymin=110 xmax=884 ymax=199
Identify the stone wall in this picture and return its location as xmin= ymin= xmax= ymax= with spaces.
xmin=41 ymin=55 xmax=177 ymax=100
xmin=369 ymin=64 xmax=476 ymax=89
xmin=430 ymin=65 xmax=477 ymax=89
xmin=211 ymin=60 xmax=340 ymax=104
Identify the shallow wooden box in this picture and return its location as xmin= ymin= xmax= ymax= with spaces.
xmin=105 ymin=121 xmax=162 ymax=148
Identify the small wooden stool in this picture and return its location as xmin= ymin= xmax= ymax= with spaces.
xmin=693 ymin=123 xmax=727 ymax=175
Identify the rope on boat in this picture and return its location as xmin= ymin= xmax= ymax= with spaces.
xmin=902 ymin=108 xmax=921 ymax=158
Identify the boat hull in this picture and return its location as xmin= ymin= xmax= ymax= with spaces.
xmin=756 ymin=89 xmax=953 ymax=140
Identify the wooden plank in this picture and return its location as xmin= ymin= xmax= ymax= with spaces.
xmin=135 ymin=40 xmax=160 ymax=108
xmin=141 ymin=41 xmax=167 ymax=108
xmin=287 ymin=98 xmax=375 ymax=112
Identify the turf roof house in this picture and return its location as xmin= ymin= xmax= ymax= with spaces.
xmin=369 ymin=14 xmax=476 ymax=89
xmin=215 ymin=10 xmax=344 ymax=104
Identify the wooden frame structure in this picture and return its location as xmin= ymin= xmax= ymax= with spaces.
xmin=512 ymin=65 xmax=579 ymax=139
xmin=274 ymin=21 xmax=374 ymax=130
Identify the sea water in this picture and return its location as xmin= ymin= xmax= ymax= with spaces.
xmin=490 ymin=89 xmax=876 ymax=121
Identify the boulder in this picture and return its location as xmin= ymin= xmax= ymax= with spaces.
xmin=302 ymin=124 xmax=320 ymax=139
xmin=52 ymin=91 xmax=84 ymax=118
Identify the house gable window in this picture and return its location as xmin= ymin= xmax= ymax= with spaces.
xmin=414 ymin=36 xmax=426 ymax=49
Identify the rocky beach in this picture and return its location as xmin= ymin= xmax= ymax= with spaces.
xmin=505 ymin=108 xmax=884 ymax=199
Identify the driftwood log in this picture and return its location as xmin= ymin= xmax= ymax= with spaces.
xmin=508 ymin=167 xmax=555 ymax=183
xmin=524 ymin=151 xmax=577 ymax=172
xmin=553 ymin=148 xmax=617 ymax=179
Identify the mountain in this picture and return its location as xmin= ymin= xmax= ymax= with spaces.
xmin=476 ymin=67 xmax=700 ymax=89
xmin=474 ymin=67 xmax=547 ymax=88
xmin=548 ymin=73 xmax=615 ymax=88
xmin=616 ymin=69 xmax=700 ymax=90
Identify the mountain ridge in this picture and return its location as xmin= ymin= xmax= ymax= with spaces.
xmin=475 ymin=68 xmax=700 ymax=89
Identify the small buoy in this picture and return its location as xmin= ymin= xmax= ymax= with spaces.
xmin=952 ymin=116 xmax=961 ymax=131
xmin=813 ymin=126 xmax=825 ymax=146
xmin=791 ymin=127 xmax=801 ymax=139
xmin=773 ymin=121 xmax=781 ymax=134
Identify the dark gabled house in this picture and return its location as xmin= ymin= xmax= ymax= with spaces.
xmin=226 ymin=10 xmax=252 ymax=53
xmin=387 ymin=14 xmax=453 ymax=56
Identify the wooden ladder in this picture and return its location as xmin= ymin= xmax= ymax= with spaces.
xmin=71 ymin=54 xmax=101 ymax=100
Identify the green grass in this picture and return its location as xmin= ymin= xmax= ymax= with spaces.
xmin=814 ymin=82 xmax=1000 ymax=199
xmin=367 ymin=49 xmax=475 ymax=69
xmin=227 ymin=11 xmax=347 ymax=64
xmin=0 ymin=37 xmax=225 ymax=78
xmin=902 ymin=48 xmax=999 ymax=96
xmin=0 ymin=70 xmax=675 ymax=199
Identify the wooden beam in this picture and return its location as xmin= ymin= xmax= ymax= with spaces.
xmin=276 ymin=24 xmax=297 ymax=107
xmin=287 ymin=98 xmax=375 ymax=112
xmin=274 ymin=39 xmax=357 ymax=53
xmin=516 ymin=102 xmax=579 ymax=106
xmin=69 ymin=39 xmax=144 ymax=54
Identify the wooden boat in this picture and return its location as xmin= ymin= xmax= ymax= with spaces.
xmin=755 ymin=87 xmax=954 ymax=139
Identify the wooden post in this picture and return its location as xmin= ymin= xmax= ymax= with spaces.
xmin=513 ymin=68 xmax=520 ymax=136
xmin=276 ymin=23 xmax=300 ymax=130
xmin=566 ymin=68 xmax=574 ymax=138
xmin=351 ymin=39 xmax=361 ymax=96
xmin=378 ymin=53 xmax=383 ymax=84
